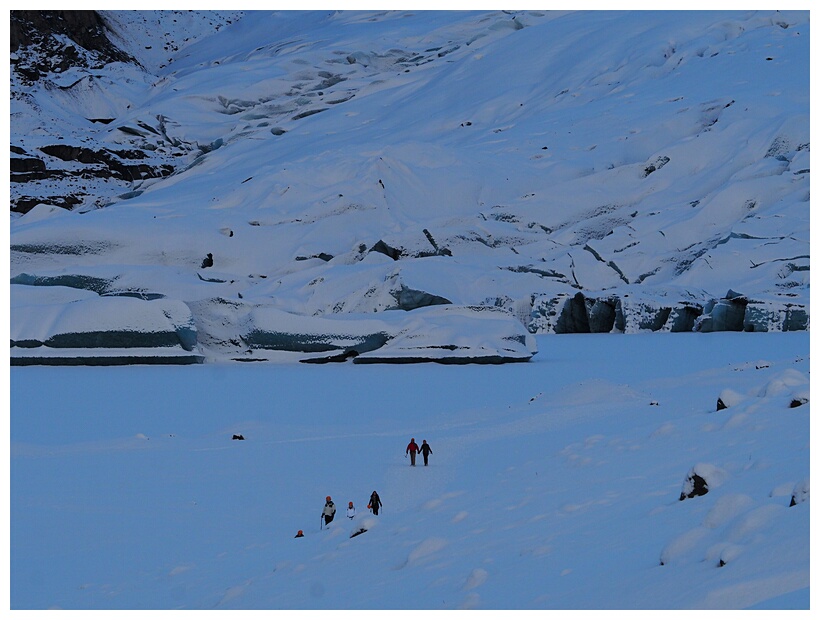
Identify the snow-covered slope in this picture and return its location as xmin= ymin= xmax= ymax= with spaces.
xmin=9 ymin=333 xmax=810 ymax=609
xmin=9 ymin=10 xmax=810 ymax=363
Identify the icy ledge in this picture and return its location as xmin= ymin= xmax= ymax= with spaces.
xmin=10 ymin=288 xmax=537 ymax=365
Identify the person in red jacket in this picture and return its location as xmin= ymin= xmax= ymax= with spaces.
xmin=406 ymin=437 xmax=420 ymax=466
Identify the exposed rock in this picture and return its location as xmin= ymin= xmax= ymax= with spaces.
xmin=789 ymin=479 xmax=809 ymax=507
xmin=422 ymin=228 xmax=452 ymax=256
xmin=369 ymin=236 xmax=450 ymax=262
xmin=716 ymin=388 xmax=745 ymax=411
xmin=37 ymin=144 xmax=174 ymax=183
xmin=389 ymin=284 xmax=451 ymax=311
xmin=790 ymin=396 xmax=809 ymax=408
xmin=370 ymin=239 xmax=402 ymax=260
xmin=643 ymin=155 xmax=670 ymax=177
xmin=11 ymin=10 xmax=135 ymax=81
xmin=295 ymin=252 xmax=333 ymax=262
xmin=10 ymin=156 xmax=46 ymax=173
xmin=679 ymin=464 xmax=726 ymax=500
xmin=12 ymin=194 xmax=82 ymax=214
xmin=679 ymin=472 xmax=709 ymax=500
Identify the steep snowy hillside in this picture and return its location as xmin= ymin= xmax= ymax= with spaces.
xmin=9 ymin=10 xmax=810 ymax=364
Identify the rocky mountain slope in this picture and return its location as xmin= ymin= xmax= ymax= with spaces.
xmin=9 ymin=10 xmax=810 ymax=364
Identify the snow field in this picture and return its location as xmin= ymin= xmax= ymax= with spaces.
xmin=9 ymin=332 xmax=809 ymax=609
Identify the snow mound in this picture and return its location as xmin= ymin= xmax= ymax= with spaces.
xmin=11 ymin=284 xmax=200 ymax=364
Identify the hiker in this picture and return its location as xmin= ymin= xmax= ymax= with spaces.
xmin=294 ymin=530 xmax=304 ymax=538
xmin=420 ymin=439 xmax=433 ymax=466
xmin=406 ymin=437 xmax=420 ymax=466
xmin=368 ymin=490 xmax=382 ymax=516
xmin=347 ymin=501 xmax=356 ymax=520
xmin=321 ymin=496 xmax=336 ymax=527
xmin=201 ymin=252 xmax=213 ymax=268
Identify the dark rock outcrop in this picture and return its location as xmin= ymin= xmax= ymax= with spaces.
xmin=389 ymin=284 xmax=451 ymax=311
xmin=11 ymin=10 xmax=136 ymax=81
xmin=679 ymin=471 xmax=709 ymax=500
xmin=789 ymin=479 xmax=809 ymax=507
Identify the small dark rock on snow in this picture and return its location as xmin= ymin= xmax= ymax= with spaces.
xmin=679 ymin=472 xmax=709 ymax=501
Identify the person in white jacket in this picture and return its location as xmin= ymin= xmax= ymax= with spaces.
xmin=321 ymin=496 xmax=336 ymax=527
xmin=346 ymin=501 xmax=356 ymax=519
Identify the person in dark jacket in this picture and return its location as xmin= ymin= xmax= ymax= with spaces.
xmin=201 ymin=252 xmax=213 ymax=268
xmin=321 ymin=496 xmax=336 ymax=527
xmin=420 ymin=439 xmax=433 ymax=466
xmin=368 ymin=491 xmax=382 ymax=516
xmin=406 ymin=438 xmax=420 ymax=466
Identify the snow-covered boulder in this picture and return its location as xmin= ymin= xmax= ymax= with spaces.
xmin=679 ymin=463 xmax=728 ymax=501
xmin=716 ymin=388 xmax=746 ymax=411
xmin=757 ymin=369 xmax=809 ymax=398
xmin=789 ymin=391 xmax=809 ymax=408
xmin=790 ymin=479 xmax=809 ymax=507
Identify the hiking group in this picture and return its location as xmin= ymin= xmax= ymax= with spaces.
xmin=405 ymin=438 xmax=432 ymax=466
xmin=317 ymin=491 xmax=382 ymax=532
xmin=297 ymin=437 xmax=432 ymax=537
